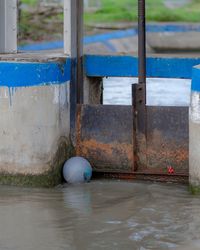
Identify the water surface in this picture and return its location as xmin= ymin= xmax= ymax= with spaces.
xmin=103 ymin=77 xmax=191 ymax=106
xmin=0 ymin=181 xmax=200 ymax=250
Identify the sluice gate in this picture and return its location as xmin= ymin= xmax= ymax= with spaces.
xmin=75 ymin=0 xmax=189 ymax=182
xmin=76 ymin=105 xmax=188 ymax=182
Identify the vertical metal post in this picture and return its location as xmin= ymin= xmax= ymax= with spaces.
xmin=137 ymin=0 xmax=146 ymax=124
xmin=76 ymin=0 xmax=84 ymax=104
xmin=132 ymin=0 xmax=147 ymax=171
xmin=0 ymin=0 xmax=17 ymax=53
xmin=138 ymin=0 xmax=146 ymax=86
xmin=64 ymin=0 xmax=84 ymax=142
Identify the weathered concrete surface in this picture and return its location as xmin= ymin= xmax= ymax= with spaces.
xmin=189 ymin=121 xmax=200 ymax=190
xmin=0 ymin=83 xmax=71 ymax=186
xmin=189 ymin=91 xmax=200 ymax=193
xmin=189 ymin=64 xmax=200 ymax=193
xmin=147 ymin=32 xmax=200 ymax=53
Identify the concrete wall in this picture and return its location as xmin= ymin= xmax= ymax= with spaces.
xmin=190 ymin=65 xmax=200 ymax=193
xmin=0 ymin=54 xmax=72 ymax=187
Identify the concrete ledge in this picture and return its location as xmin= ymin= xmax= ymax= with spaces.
xmin=0 ymin=53 xmax=70 ymax=87
xmin=84 ymin=54 xmax=200 ymax=79
xmin=148 ymin=32 xmax=200 ymax=53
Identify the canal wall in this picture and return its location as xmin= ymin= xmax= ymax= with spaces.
xmin=0 ymin=53 xmax=73 ymax=187
xmin=19 ymin=23 xmax=200 ymax=54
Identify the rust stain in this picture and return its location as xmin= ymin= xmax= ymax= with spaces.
xmin=146 ymin=129 xmax=188 ymax=167
xmin=147 ymin=147 xmax=188 ymax=164
xmin=77 ymin=139 xmax=132 ymax=161
xmin=76 ymin=138 xmax=133 ymax=172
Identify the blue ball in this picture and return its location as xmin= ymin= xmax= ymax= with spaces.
xmin=63 ymin=157 xmax=92 ymax=184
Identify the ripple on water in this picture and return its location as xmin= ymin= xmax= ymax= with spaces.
xmin=0 ymin=181 xmax=200 ymax=250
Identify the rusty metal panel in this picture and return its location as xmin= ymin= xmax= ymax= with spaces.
xmin=144 ymin=106 xmax=189 ymax=175
xmin=76 ymin=104 xmax=134 ymax=173
xmin=76 ymin=104 xmax=189 ymax=180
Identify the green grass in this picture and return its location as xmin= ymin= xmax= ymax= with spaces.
xmin=85 ymin=0 xmax=200 ymax=24
xmin=21 ymin=0 xmax=38 ymax=6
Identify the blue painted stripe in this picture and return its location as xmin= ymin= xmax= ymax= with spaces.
xmin=0 ymin=59 xmax=70 ymax=87
xmin=19 ymin=24 xmax=200 ymax=51
xmin=1 ymin=55 xmax=199 ymax=88
xmin=192 ymin=66 xmax=200 ymax=91
xmin=84 ymin=55 xmax=200 ymax=79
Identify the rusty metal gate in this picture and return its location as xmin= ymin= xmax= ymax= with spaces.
xmin=75 ymin=0 xmax=189 ymax=183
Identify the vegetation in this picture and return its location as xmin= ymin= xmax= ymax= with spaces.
xmin=20 ymin=0 xmax=200 ymax=23
xmin=85 ymin=0 xmax=200 ymax=23
xmin=21 ymin=0 xmax=37 ymax=5
xmin=19 ymin=0 xmax=200 ymax=43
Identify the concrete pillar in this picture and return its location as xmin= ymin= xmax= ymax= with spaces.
xmin=0 ymin=54 xmax=72 ymax=187
xmin=189 ymin=65 xmax=200 ymax=194
xmin=0 ymin=0 xmax=17 ymax=53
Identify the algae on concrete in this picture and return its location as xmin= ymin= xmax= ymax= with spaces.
xmin=0 ymin=138 xmax=75 ymax=188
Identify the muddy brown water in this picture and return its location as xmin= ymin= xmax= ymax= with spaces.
xmin=0 ymin=180 xmax=200 ymax=250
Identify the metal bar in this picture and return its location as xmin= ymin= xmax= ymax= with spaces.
xmin=138 ymin=0 xmax=146 ymax=85
xmin=132 ymin=0 xmax=147 ymax=171
xmin=0 ymin=0 xmax=17 ymax=53
xmin=64 ymin=0 xmax=77 ymax=143
xmin=76 ymin=0 xmax=84 ymax=104
xmin=64 ymin=0 xmax=83 ymax=101
xmin=64 ymin=0 xmax=84 ymax=143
